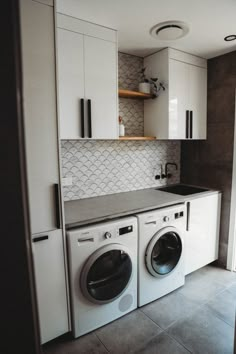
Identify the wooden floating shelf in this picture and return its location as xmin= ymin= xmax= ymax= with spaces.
xmin=118 ymin=89 xmax=154 ymax=99
xmin=119 ymin=136 xmax=156 ymax=141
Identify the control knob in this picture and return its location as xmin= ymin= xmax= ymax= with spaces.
xmin=104 ymin=232 xmax=112 ymax=239
xmin=163 ymin=216 xmax=169 ymax=222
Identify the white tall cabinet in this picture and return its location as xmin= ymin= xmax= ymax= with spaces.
xmin=144 ymin=48 xmax=207 ymax=140
xmin=56 ymin=14 xmax=118 ymax=140
xmin=20 ymin=0 xmax=69 ymax=344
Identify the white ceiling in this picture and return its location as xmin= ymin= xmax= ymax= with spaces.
xmin=57 ymin=0 xmax=236 ymax=58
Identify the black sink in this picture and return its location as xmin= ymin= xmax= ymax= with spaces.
xmin=157 ymin=184 xmax=209 ymax=196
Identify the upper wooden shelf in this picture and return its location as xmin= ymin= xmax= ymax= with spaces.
xmin=119 ymin=136 xmax=156 ymax=141
xmin=119 ymin=89 xmax=154 ymax=99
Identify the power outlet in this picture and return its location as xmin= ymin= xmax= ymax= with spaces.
xmin=62 ymin=176 xmax=73 ymax=186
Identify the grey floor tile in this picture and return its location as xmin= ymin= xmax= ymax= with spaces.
xmin=205 ymin=289 xmax=236 ymax=327
xmin=179 ymin=274 xmax=225 ymax=305
xmin=167 ymin=306 xmax=234 ymax=354
xmin=133 ymin=332 xmax=191 ymax=354
xmin=43 ymin=332 xmax=108 ymax=354
xmin=227 ymin=282 xmax=236 ymax=296
xmin=196 ymin=265 xmax=236 ymax=287
xmin=95 ymin=309 xmax=162 ymax=354
xmin=42 ymin=265 xmax=236 ymax=354
xmin=141 ymin=289 xmax=199 ymax=330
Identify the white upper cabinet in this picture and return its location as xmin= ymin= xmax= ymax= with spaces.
xmin=84 ymin=36 xmax=118 ymax=139
xmin=57 ymin=28 xmax=84 ymax=140
xmin=169 ymin=59 xmax=189 ymax=139
xmin=56 ymin=13 xmax=118 ymax=139
xmin=189 ymin=64 xmax=207 ymax=139
xmin=144 ymin=48 xmax=207 ymax=140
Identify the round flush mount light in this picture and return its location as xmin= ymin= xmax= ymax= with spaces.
xmin=150 ymin=21 xmax=190 ymax=41
xmin=224 ymin=35 xmax=236 ymax=41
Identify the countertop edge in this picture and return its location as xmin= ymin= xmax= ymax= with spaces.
xmin=65 ymin=189 xmax=221 ymax=230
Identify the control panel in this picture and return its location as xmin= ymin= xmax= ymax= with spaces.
xmin=175 ymin=211 xmax=184 ymax=219
xmin=77 ymin=220 xmax=137 ymax=246
xmin=144 ymin=204 xmax=186 ymax=228
xmin=119 ymin=225 xmax=133 ymax=235
xmin=72 ymin=216 xmax=137 ymax=248
xmin=102 ymin=224 xmax=134 ymax=240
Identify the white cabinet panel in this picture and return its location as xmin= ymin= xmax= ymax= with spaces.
xmin=189 ymin=65 xmax=207 ymax=139
xmin=84 ymin=36 xmax=118 ymax=139
xmin=57 ymin=28 xmax=84 ymax=139
xmin=21 ymin=0 xmax=59 ymax=234
xmin=32 ymin=0 xmax=53 ymax=6
xmin=20 ymin=0 xmax=69 ymax=344
xmin=57 ymin=13 xmax=117 ymax=42
xmin=169 ymin=59 xmax=189 ymax=139
xmin=169 ymin=47 xmax=207 ymax=68
xmin=32 ymin=230 xmax=68 ymax=344
xmin=185 ymin=193 xmax=221 ymax=275
xmin=56 ymin=15 xmax=118 ymax=140
xmin=144 ymin=48 xmax=207 ymax=140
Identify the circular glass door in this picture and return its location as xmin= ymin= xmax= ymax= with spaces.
xmin=81 ymin=245 xmax=132 ymax=304
xmin=146 ymin=227 xmax=182 ymax=277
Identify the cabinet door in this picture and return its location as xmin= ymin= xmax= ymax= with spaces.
xmin=169 ymin=59 xmax=189 ymax=139
xmin=20 ymin=0 xmax=60 ymax=234
xmin=57 ymin=28 xmax=85 ymax=139
xmin=84 ymin=36 xmax=118 ymax=139
xmin=189 ymin=65 xmax=207 ymax=139
xmin=32 ymin=230 xmax=68 ymax=344
xmin=185 ymin=194 xmax=221 ymax=275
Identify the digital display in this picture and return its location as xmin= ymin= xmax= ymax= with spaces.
xmin=119 ymin=225 xmax=133 ymax=235
xmin=175 ymin=211 xmax=184 ymax=219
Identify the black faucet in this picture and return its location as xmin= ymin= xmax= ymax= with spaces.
xmin=164 ymin=162 xmax=178 ymax=179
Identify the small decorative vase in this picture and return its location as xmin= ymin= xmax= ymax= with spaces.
xmin=139 ymin=82 xmax=151 ymax=94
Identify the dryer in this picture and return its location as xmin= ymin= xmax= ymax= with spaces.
xmin=136 ymin=204 xmax=186 ymax=307
xmin=67 ymin=216 xmax=137 ymax=338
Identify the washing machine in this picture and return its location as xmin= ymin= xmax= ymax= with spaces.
xmin=136 ymin=204 xmax=186 ymax=307
xmin=67 ymin=216 xmax=138 ymax=338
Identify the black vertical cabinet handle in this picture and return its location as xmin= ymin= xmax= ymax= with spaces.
xmin=190 ymin=111 xmax=193 ymax=139
xmin=33 ymin=235 xmax=49 ymax=243
xmin=186 ymin=202 xmax=190 ymax=231
xmin=80 ymin=98 xmax=85 ymax=138
xmin=186 ymin=110 xmax=189 ymax=139
xmin=87 ymin=99 xmax=92 ymax=138
xmin=54 ymin=183 xmax=61 ymax=229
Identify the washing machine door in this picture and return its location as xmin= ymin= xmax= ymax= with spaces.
xmin=80 ymin=244 xmax=133 ymax=304
xmin=146 ymin=226 xmax=183 ymax=277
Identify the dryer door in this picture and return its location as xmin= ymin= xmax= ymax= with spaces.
xmin=146 ymin=226 xmax=183 ymax=277
xmin=81 ymin=244 xmax=133 ymax=304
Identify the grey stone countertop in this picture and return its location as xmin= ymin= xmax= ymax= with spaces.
xmin=64 ymin=186 xmax=220 ymax=229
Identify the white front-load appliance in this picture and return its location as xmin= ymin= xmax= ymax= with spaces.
xmin=136 ymin=204 xmax=186 ymax=307
xmin=67 ymin=216 xmax=138 ymax=338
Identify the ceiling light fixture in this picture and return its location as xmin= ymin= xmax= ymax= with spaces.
xmin=224 ymin=35 xmax=236 ymax=41
xmin=150 ymin=21 xmax=189 ymax=41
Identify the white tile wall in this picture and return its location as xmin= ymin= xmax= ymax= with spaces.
xmin=119 ymin=52 xmax=144 ymax=136
xmin=61 ymin=140 xmax=180 ymax=200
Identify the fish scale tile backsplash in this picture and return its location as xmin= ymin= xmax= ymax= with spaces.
xmin=119 ymin=52 xmax=144 ymax=136
xmin=61 ymin=140 xmax=180 ymax=201
xmin=61 ymin=52 xmax=180 ymax=201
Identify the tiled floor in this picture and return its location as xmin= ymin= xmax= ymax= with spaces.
xmin=43 ymin=265 xmax=236 ymax=354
